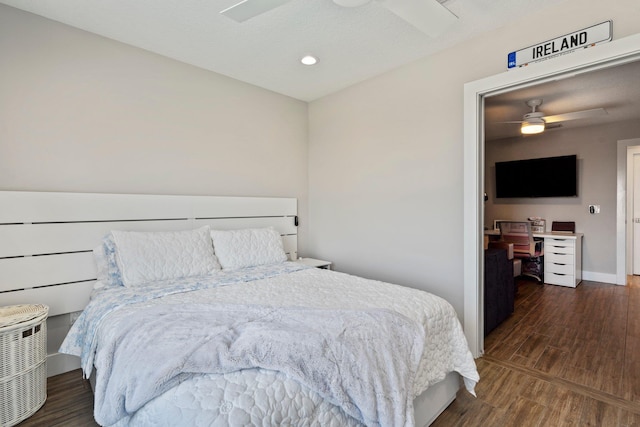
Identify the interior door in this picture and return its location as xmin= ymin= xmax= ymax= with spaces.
xmin=633 ymin=153 xmax=640 ymax=274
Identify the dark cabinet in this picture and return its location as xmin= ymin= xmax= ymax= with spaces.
xmin=484 ymin=248 xmax=514 ymax=336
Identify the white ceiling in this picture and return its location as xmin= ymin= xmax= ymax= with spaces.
xmin=0 ymin=0 xmax=569 ymax=101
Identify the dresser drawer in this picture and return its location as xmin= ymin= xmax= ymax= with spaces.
xmin=545 ymin=272 xmax=576 ymax=287
xmin=546 ymin=237 xmax=575 ymax=245
xmin=545 ymin=239 xmax=575 ymax=254
xmin=545 ymin=261 xmax=574 ymax=275
xmin=545 ymin=252 xmax=574 ymax=265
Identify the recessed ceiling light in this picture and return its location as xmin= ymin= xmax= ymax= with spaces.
xmin=300 ymin=55 xmax=318 ymax=66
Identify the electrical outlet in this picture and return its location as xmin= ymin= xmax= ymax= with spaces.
xmin=588 ymin=205 xmax=600 ymax=214
xmin=69 ymin=311 xmax=82 ymax=325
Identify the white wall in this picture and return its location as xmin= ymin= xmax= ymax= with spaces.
xmin=485 ymin=120 xmax=640 ymax=280
xmin=0 ymin=4 xmax=309 ymax=373
xmin=308 ymin=0 xmax=640 ymax=318
xmin=0 ymin=4 xmax=309 ymax=248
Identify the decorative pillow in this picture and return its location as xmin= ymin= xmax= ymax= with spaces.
xmin=111 ymin=226 xmax=220 ymax=287
xmin=210 ymin=227 xmax=287 ymax=270
xmin=93 ymin=233 xmax=124 ymax=288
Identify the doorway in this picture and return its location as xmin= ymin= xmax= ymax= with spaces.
xmin=463 ymin=33 xmax=640 ymax=357
xmin=633 ymin=149 xmax=640 ymax=274
xmin=621 ymin=141 xmax=640 ymax=278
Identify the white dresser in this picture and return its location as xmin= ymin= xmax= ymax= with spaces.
xmin=542 ymin=233 xmax=583 ymax=287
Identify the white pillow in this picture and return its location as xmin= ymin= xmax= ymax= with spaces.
xmin=93 ymin=233 xmax=124 ymax=288
xmin=111 ymin=226 xmax=220 ymax=287
xmin=210 ymin=227 xmax=287 ymax=270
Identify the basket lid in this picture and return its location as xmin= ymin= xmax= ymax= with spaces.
xmin=0 ymin=304 xmax=49 ymax=328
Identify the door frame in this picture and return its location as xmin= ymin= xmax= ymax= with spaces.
xmin=621 ymin=141 xmax=640 ymax=279
xmin=463 ymin=33 xmax=640 ymax=358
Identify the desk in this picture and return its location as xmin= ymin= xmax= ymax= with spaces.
xmin=485 ymin=230 xmax=583 ymax=287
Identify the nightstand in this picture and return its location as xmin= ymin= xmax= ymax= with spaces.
xmin=295 ymin=257 xmax=332 ymax=270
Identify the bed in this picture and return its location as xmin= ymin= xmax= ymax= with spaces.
xmin=0 ymin=191 xmax=478 ymax=427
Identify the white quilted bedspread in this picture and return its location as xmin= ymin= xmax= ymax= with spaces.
xmin=117 ymin=369 xmax=362 ymax=426
xmin=64 ymin=265 xmax=478 ymax=427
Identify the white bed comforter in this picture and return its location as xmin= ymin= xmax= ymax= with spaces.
xmin=61 ymin=263 xmax=478 ymax=427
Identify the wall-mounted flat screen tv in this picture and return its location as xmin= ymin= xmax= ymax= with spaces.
xmin=495 ymin=155 xmax=577 ymax=198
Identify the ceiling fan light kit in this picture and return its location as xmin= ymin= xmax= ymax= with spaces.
xmin=521 ymin=118 xmax=545 ymax=135
xmin=520 ymin=99 xmax=545 ymax=134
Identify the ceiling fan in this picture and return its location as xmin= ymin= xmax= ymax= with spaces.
xmin=500 ymin=99 xmax=608 ymax=135
xmin=220 ymin=0 xmax=458 ymax=38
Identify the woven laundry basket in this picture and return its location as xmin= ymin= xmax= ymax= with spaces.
xmin=0 ymin=304 xmax=49 ymax=427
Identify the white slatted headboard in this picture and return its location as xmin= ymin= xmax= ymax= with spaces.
xmin=0 ymin=191 xmax=297 ymax=374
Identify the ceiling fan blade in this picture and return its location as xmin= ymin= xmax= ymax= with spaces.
xmin=496 ymin=121 xmax=524 ymax=124
xmin=543 ymin=108 xmax=607 ymax=124
xmin=545 ymin=123 xmax=563 ymax=130
xmin=220 ymin=0 xmax=293 ymax=22
xmin=379 ymin=0 xmax=458 ymax=38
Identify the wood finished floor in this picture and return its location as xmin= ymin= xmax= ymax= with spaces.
xmin=16 ymin=278 xmax=640 ymax=426
xmin=433 ymin=277 xmax=640 ymax=427
xmin=16 ymin=367 xmax=97 ymax=427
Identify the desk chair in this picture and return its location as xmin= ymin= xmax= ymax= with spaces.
xmin=497 ymin=221 xmax=544 ymax=282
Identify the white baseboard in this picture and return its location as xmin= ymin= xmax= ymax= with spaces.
xmin=582 ymin=271 xmax=619 ymax=285
xmin=47 ymin=352 xmax=81 ymax=377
